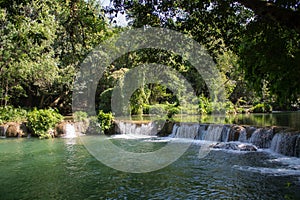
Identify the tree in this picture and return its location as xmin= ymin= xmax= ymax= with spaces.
xmin=0 ymin=1 xmax=60 ymax=107
xmin=105 ymin=0 xmax=300 ymax=109
xmin=0 ymin=0 xmax=113 ymax=113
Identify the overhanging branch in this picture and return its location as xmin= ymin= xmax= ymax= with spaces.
xmin=237 ymin=0 xmax=300 ymax=33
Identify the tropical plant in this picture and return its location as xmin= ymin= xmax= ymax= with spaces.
xmin=27 ymin=108 xmax=64 ymax=138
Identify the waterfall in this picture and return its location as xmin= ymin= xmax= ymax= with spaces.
xmin=169 ymin=124 xmax=231 ymax=142
xmin=220 ymin=125 xmax=232 ymax=142
xmin=200 ymin=125 xmax=226 ymax=142
xmin=270 ymin=133 xmax=300 ymax=157
xmin=169 ymin=123 xmax=199 ymax=139
xmin=238 ymin=128 xmax=248 ymax=143
xmin=64 ymin=124 xmax=77 ymax=138
xmin=0 ymin=126 xmax=6 ymax=137
xmin=116 ymin=121 xmax=158 ymax=136
xmin=114 ymin=120 xmax=300 ymax=158
xmin=249 ymin=128 xmax=273 ymax=148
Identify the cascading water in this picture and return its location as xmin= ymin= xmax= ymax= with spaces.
xmin=169 ymin=123 xmax=199 ymax=139
xmin=116 ymin=121 xmax=158 ymax=136
xmin=169 ymin=124 xmax=232 ymax=142
xmin=249 ymin=128 xmax=273 ymax=148
xmin=167 ymin=123 xmax=300 ymax=157
xmin=64 ymin=124 xmax=77 ymax=138
xmin=200 ymin=124 xmax=229 ymax=142
xmin=237 ymin=127 xmax=247 ymax=143
xmin=270 ymin=133 xmax=300 ymax=157
xmin=115 ymin=120 xmax=300 ymax=158
xmin=0 ymin=126 xmax=6 ymax=137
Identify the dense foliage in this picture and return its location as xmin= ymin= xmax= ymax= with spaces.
xmin=27 ymin=108 xmax=64 ymax=138
xmin=0 ymin=0 xmax=299 ymax=119
xmin=0 ymin=106 xmax=27 ymax=124
xmin=97 ymin=110 xmax=114 ymax=132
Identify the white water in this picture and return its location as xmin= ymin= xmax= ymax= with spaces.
xmin=117 ymin=121 xmax=158 ymax=136
xmin=169 ymin=124 xmax=199 ymax=139
xmin=232 ymin=165 xmax=300 ymax=176
xmin=202 ymin=125 xmax=224 ymax=141
xmin=115 ymin=121 xmax=300 ymax=158
xmin=238 ymin=127 xmax=247 ymax=142
xmin=270 ymin=133 xmax=300 ymax=157
xmin=249 ymin=128 xmax=273 ymax=148
xmin=63 ymin=124 xmax=77 ymax=138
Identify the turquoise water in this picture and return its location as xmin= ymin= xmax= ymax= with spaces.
xmin=1 ymin=137 xmax=300 ymax=199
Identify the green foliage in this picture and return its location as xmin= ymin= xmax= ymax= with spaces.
xmin=166 ymin=106 xmax=180 ymax=119
xmin=0 ymin=0 xmax=298 ymax=115
xmin=239 ymin=21 xmax=300 ymax=109
xmin=250 ymin=103 xmax=272 ymax=113
xmin=97 ymin=110 xmax=114 ymax=132
xmin=27 ymin=108 xmax=64 ymax=138
xmin=73 ymin=111 xmax=88 ymax=122
xmin=0 ymin=106 xmax=27 ymax=124
xmin=143 ymin=103 xmax=179 ymax=119
xmin=199 ymin=95 xmax=236 ymax=114
xmin=199 ymin=94 xmax=212 ymax=114
xmin=98 ymin=88 xmax=113 ymax=113
xmin=0 ymin=0 xmax=112 ymax=113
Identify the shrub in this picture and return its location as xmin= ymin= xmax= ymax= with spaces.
xmin=149 ymin=104 xmax=166 ymax=116
xmin=142 ymin=104 xmax=150 ymax=114
xmin=27 ymin=108 xmax=64 ymax=138
xmin=98 ymin=88 xmax=113 ymax=113
xmin=199 ymin=95 xmax=212 ymax=114
xmin=166 ymin=106 xmax=180 ymax=119
xmin=250 ymin=103 xmax=272 ymax=113
xmin=73 ymin=111 xmax=88 ymax=122
xmin=97 ymin=110 xmax=114 ymax=132
xmin=0 ymin=106 xmax=27 ymax=124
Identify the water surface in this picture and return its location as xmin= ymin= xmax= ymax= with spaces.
xmin=1 ymin=137 xmax=299 ymax=199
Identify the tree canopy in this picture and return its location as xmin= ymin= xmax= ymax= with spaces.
xmin=0 ymin=0 xmax=299 ymax=115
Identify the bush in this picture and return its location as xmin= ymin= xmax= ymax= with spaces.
xmin=97 ymin=110 xmax=114 ymax=132
xmin=166 ymin=106 xmax=180 ymax=119
xmin=0 ymin=106 xmax=27 ymax=124
xmin=73 ymin=111 xmax=88 ymax=122
xmin=250 ymin=103 xmax=272 ymax=113
xmin=149 ymin=104 xmax=166 ymax=116
xmin=27 ymin=108 xmax=64 ymax=138
xmin=98 ymin=88 xmax=113 ymax=113
xmin=142 ymin=104 xmax=150 ymax=114
xmin=199 ymin=95 xmax=212 ymax=114
xmin=143 ymin=103 xmax=179 ymax=119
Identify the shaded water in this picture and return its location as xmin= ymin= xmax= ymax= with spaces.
xmin=131 ymin=112 xmax=300 ymax=130
xmin=1 ymin=137 xmax=300 ymax=199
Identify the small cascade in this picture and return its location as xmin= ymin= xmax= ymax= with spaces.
xmin=199 ymin=124 xmax=227 ymax=142
xmin=169 ymin=123 xmax=199 ymax=139
xmin=220 ymin=125 xmax=232 ymax=142
xmin=114 ymin=120 xmax=300 ymax=158
xmin=64 ymin=124 xmax=77 ymax=138
xmin=117 ymin=121 xmax=158 ymax=136
xmin=0 ymin=126 xmax=6 ymax=137
xmin=170 ymin=124 xmax=231 ymax=142
xmin=249 ymin=128 xmax=273 ymax=148
xmin=194 ymin=125 xmax=206 ymax=140
xmin=238 ymin=128 xmax=248 ymax=143
xmin=270 ymin=133 xmax=300 ymax=157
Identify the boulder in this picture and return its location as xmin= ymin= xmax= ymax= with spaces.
xmin=5 ymin=122 xmax=28 ymax=137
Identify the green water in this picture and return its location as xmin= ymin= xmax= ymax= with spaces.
xmin=130 ymin=112 xmax=300 ymax=129
xmin=1 ymin=137 xmax=300 ymax=199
